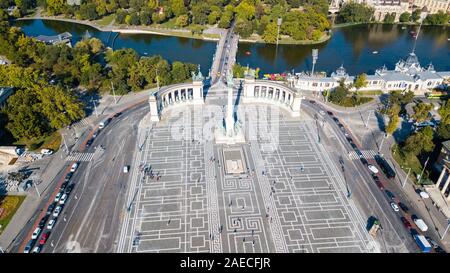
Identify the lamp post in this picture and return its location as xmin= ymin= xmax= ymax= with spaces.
xmin=401 ymin=166 xmax=411 ymax=188
xmin=311 ymin=49 xmax=318 ymax=77
xmin=276 ymin=17 xmax=282 ymax=46
xmin=417 ymin=156 xmax=430 ymax=185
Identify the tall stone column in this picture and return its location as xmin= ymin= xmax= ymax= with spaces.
xmin=291 ymin=95 xmax=302 ymax=117
xmin=149 ymin=95 xmax=159 ymax=122
xmin=440 ymin=169 xmax=450 ymax=195
xmin=225 ymin=86 xmax=234 ymax=137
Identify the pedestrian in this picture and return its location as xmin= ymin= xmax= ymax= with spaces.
xmin=242 ymin=205 xmax=244 ymax=211
xmin=243 ymin=237 xmax=246 ymax=242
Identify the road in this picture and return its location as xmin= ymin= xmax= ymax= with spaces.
xmin=10 ymin=103 xmax=148 ymax=253
xmin=302 ymin=100 xmax=418 ymax=252
xmin=210 ymin=20 xmax=238 ymax=85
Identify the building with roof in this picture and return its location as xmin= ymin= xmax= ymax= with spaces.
xmin=412 ymin=0 xmax=450 ymax=14
xmin=292 ymin=52 xmax=449 ymax=95
xmin=35 ymin=32 xmax=72 ymax=47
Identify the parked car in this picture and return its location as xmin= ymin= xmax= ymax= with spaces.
xmin=425 ymin=236 xmax=439 ymax=249
xmin=39 ymin=232 xmax=50 ymax=244
xmin=398 ymin=202 xmax=409 ymax=212
xmin=368 ymin=165 xmax=379 ymax=174
xmin=319 ymin=110 xmax=325 ymax=116
xmin=60 ymin=181 xmax=69 ymax=191
xmin=31 ymin=227 xmax=41 ymax=239
xmin=309 ymin=100 xmax=316 ymax=104
xmin=65 ymin=184 xmax=74 ymax=195
xmin=390 ymin=202 xmax=399 ymax=212
xmin=360 ymin=158 xmax=368 ymax=165
xmin=31 ymin=246 xmax=41 ymax=253
xmin=375 ymin=180 xmax=384 ymax=190
xmin=24 ymin=240 xmax=35 ymax=253
xmin=113 ymin=112 xmax=122 ymax=118
xmin=47 ymin=219 xmax=56 ymax=230
xmin=435 ymin=246 xmax=447 ymax=253
xmin=41 ymin=149 xmax=53 ymax=155
xmin=46 ymin=203 xmax=56 ymax=215
xmin=414 ymin=218 xmax=429 ymax=232
xmin=38 ymin=215 xmax=49 ymax=228
xmin=59 ymin=194 xmax=67 ymax=205
xmin=70 ymin=162 xmax=78 ymax=172
xmin=123 ymin=165 xmax=129 ymax=173
xmin=53 ymin=206 xmax=62 ymax=217
xmin=385 ymin=190 xmax=395 ymax=200
xmin=410 ymin=228 xmax=419 ymax=237
xmin=64 ymin=172 xmax=73 ymax=182
xmin=86 ymin=138 xmax=94 ymax=148
xmin=333 ymin=117 xmax=339 ymax=123
xmin=54 ymin=192 xmax=62 ymax=202
xmin=401 ymin=217 xmax=412 ymax=229
xmin=327 ymin=111 xmax=334 ymax=116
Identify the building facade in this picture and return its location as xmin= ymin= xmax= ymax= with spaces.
xmin=292 ymin=52 xmax=450 ymax=95
xmin=412 ymin=0 xmax=450 ymax=14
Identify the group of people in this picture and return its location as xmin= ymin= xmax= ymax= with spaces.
xmin=139 ymin=163 xmax=161 ymax=181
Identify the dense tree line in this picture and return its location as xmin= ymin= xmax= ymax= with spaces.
xmin=0 ymin=11 xmax=196 ymax=142
xmin=338 ymin=2 xmax=374 ymax=24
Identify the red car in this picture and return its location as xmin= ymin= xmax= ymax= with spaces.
xmin=39 ymin=231 xmax=50 ymax=245
xmin=401 ymin=217 xmax=412 ymax=229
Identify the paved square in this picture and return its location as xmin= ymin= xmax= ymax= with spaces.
xmin=117 ymin=105 xmax=375 ymax=253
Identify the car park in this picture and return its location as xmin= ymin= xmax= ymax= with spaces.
xmin=47 ymin=219 xmax=56 ymax=230
xmin=59 ymin=194 xmax=67 ymax=205
xmin=53 ymin=206 xmax=62 ymax=217
xmin=54 ymin=192 xmax=62 ymax=202
xmin=385 ymin=190 xmax=395 ymax=199
xmin=390 ymin=202 xmax=399 ymax=212
xmin=70 ymin=162 xmax=78 ymax=172
xmin=31 ymin=227 xmax=41 ymax=239
xmin=398 ymin=202 xmax=409 ymax=212
xmin=368 ymin=165 xmax=379 ymax=174
xmin=401 ymin=217 xmax=412 ymax=229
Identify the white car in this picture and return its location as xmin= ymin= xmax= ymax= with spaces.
xmin=41 ymin=149 xmax=53 ymax=155
xmin=368 ymin=165 xmax=379 ymax=174
xmin=319 ymin=110 xmax=325 ymax=116
xmin=59 ymin=194 xmax=67 ymax=205
xmin=47 ymin=219 xmax=56 ymax=230
xmin=53 ymin=206 xmax=62 ymax=217
xmin=123 ymin=166 xmax=129 ymax=173
xmin=31 ymin=246 xmax=41 ymax=253
xmin=31 ymin=227 xmax=41 ymax=239
xmin=390 ymin=202 xmax=399 ymax=212
xmin=54 ymin=192 xmax=62 ymax=202
xmin=70 ymin=163 xmax=78 ymax=172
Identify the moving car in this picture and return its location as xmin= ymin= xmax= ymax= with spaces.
xmin=53 ymin=206 xmax=62 ymax=217
xmin=86 ymin=138 xmax=94 ymax=148
xmin=31 ymin=227 xmax=41 ymax=239
xmin=368 ymin=165 xmax=379 ymax=174
xmin=70 ymin=162 xmax=78 ymax=172
xmin=123 ymin=166 xmax=129 ymax=173
xmin=41 ymin=149 xmax=53 ymax=155
xmin=401 ymin=217 xmax=412 ymax=229
xmin=390 ymin=202 xmax=399 ymax=212
xmin=47 ymin=219 xmax=56 ymax=230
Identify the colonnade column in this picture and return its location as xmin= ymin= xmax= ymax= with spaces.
xmin=149 ymin=95 xmax=160 ymax=122
xmin=291 ymin=95 xmax=301 ymax=117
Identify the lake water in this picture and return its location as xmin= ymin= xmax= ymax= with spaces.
xmin=14 ymin=19 xmax=450 ymax=76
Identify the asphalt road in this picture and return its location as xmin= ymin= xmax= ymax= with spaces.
xmin=10 ymin=103 xmax=148 ymax=253
xmin=302 ymin=100 xmax=418 ymax=253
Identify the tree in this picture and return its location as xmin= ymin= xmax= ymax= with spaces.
xmin=191 ymin=3 xmax=210 ymax=25
xmin=386 ymin=114 xmax=399 ymax=135
xmin=77 ymin=3 xmax=98 ymax=20
xmin=339 ymin=2 xmax=374 ymax=23
xmin=175 ymin=14 xmax=189 ymax=27
xmin=262 ymin=22 xmax=278 ymax=43
xmin=383 ymin=12 xmax=396 ymax=24
xmin=235 ymin=1 xmax=255 ymax=21
xmin=402 ymin=126 xmax=435 ymax=156
xmin=437 ymin=123 xmax=450 ymax=140
xmin=46 ymin=0 xmax=66 ymax=15
xmin=170 ymin=61 xmax=187 ymax=83
xmin=208 ymin=10 xmax=221 ymax=25
xmin=353 ymin=73 xmax=367 ymax=91
xmin=399 ymin=12 xmax=410 ymax=23
xmin=148 ymin=0 xmax=158 ymax=9
xmin=140 ymin=8 xmax=153 ymax=25
xmin=424 ymin=11 xmax=449 ymax=25
xmin=412 ymin=102 xmax=433 ymax=123
xmin=329 ymin=81 xmax=350 ymax=104
xmin=411 ymin=9 xmax=421 ymax=22
xmin=116 ymin=9 xmax=127 ymax=24
xmin=439 ymin=100 xmax=450 ymax=125
xmin=171 ymin=0 xmax=187 ymax=16
xmin=235 ymin=19 xmax=253 ymax=38
xmin=218 ymin=11 xmax=233 ymax=28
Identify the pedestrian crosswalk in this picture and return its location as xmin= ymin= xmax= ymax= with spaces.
xmin=348 ymin=150 xmax=377 ymax=160
xmin=71 ymin=118 xmax=91 ymax=130
xmin=66 ymin=152 xmax=95 ymax=162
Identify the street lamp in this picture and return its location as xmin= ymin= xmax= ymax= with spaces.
xmin=276 ymin=17 xmax=282 ymax=46
xmin=401 ymin=166 xmax=411 ymax=188
xmin=441 ymin=219 xmax=450 ymax=240
xmin=417 ymin=156 xmax=430 ymax=185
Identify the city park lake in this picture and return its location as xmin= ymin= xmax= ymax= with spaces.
xmin=14 ymin=19 xmax=450 ymax=76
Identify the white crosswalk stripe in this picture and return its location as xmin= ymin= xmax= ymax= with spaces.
xmin=71 ymin=119 xmax=91 ymax=130
xmin=348 ymin=150 xmax=377 ymax=160
xmin=66 ymin=152 xmax=95 ymax=162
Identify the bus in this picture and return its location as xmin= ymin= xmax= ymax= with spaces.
xmin=374 ymin=155 xmax=396 ymax=179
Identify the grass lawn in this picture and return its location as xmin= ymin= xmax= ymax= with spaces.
xmin=95 ymin=14 xmax=115 ymax=27
xmin=14 ymin=131 xmax=62 ymax=152
xmin=332 ymin=96 xmax=373 ymax=107
xmin=356 ymin=90 xmax=383 ymax=96
xmin=0 ymin=195 xmax=26 ymax=235
xmin=391 ymin=144 xmax=424 ymax=185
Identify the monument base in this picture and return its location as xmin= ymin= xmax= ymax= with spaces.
xmin=214 ymin=126 xmax=246 ymax=145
